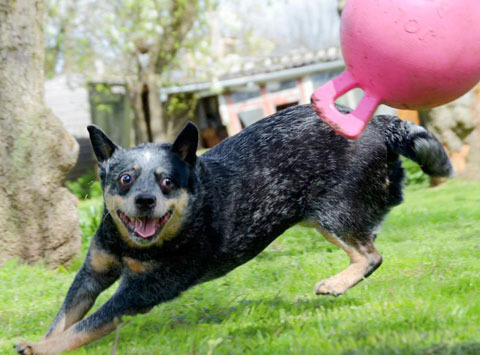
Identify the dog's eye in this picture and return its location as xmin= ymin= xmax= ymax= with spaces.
xmin=119 ymin=173 xmax=133 ymax=185
xmin=161 ymin=177 xmax=174 ymax=189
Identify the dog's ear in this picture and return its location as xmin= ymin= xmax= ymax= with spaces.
xmin=171 ymin=122 xmax=198 ymax=167
xmin=87 ymin=125 xmax=120 ymax=162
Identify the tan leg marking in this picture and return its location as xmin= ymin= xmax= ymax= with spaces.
xmin=315 ymin=229 xmax=382 ymax=297
xmin=90 ymin=246 xmax=121 ymax=274
xmin=15 ymin=319 xmax=118 ymax=355
xmin=44 ymin=247 xmax=120 ymax=339
xmin=43 ymin=298 xmax=93 ymax=339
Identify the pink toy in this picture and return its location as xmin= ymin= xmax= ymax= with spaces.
xmin=311 ymin=0 xmax=480 ymax=139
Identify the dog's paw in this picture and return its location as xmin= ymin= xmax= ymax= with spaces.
xmin=314 ymin=280 xmax=344 ymax=297
xmin=14 ymin=341 xmax=34 ymax=355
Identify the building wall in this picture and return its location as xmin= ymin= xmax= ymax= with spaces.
xmin=44 ymin=75 xmax=96 ymax=180
xmin=218 ymin=68 xmax=398 ymax=137
xmin=44 ymin=75 xmax=92 ymax=138
xmin=220 ymin=78 xmax=310 ymax=136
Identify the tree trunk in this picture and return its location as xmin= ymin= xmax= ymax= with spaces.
xmin=148 ymin=75 xmax=168 ymax=142
xmin=127 ymin=79 xmax=150 ymax=145
xmin=0 ymin=0 xmax=81 ymax=267
xmin=419 ymin=89 xmax=480 ymax=180
xmin=125 ymin=0 xmax=200 ymax=145
xmin=128 ymin=73 xmax=196 ymax=145
xmin=338 ymin=0 xmax=347 ymax=15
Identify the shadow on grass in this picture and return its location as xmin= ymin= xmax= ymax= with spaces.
xmin=420 ymin=342 xmax=480 ymax=355
xmin=126 ymin=295 xmax=363 ymax=336
xmin=97 ymin=295 xmax=365 ymax=350
xmin=342 ymin=342 xmax=480 ymax=355
xmin=206 ymin=296 xmax=361 ymax=323
xmin=256 ymin=246 xmax=336 ymax=260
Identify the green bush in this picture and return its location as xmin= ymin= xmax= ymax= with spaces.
xmin=401 ymin=157 xmax=429 ymax=186
xmin=67 ymin=171 xmax=104 ymax=255
xmin=78 ymin=199 xmax=103 ymax=254
xmin=66 ymin=170 xmax=102 ymax=200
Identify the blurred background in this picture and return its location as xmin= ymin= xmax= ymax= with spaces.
xmin=42 ymin=0 xmax=480 ymax=180
xmin=43 ymin=0 xmax=345 ymax=179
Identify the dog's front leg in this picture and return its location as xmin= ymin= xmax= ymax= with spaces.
xmin=14 ymin=271 xmax=188 ymax=355
xmin=44 ymin=242 xmax=122 ymax=339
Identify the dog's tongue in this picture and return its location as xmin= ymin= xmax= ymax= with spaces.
xmin=134 ymin=218 xmax=157 ymax=238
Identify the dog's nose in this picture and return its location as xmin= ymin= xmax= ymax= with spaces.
xmin=135 ymin=193 xmax=157 ymax=210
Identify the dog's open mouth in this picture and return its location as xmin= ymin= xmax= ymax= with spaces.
xmin=118 ymin=211 xmax=172 ymax=239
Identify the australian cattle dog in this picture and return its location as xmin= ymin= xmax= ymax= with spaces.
xmin=15 ymin=104 xmax=452 ymax=354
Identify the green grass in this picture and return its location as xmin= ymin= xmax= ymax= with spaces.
xmin=2 ymin=180 xmax=480 ymax=354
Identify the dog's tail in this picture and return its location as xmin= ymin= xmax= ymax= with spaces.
xmin=372 ymin=115 xmax=454 ymax=177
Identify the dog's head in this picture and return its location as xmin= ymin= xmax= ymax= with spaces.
xmin=87 ymin=123 xmax=198 ymax=247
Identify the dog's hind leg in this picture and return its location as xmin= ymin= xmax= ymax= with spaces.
xmin=314 ymin=227 xmax=382 ymax=297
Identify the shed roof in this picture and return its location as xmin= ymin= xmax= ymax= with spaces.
xmin=89 ymin=47 xmax=344 ymax=96
xmin=165 ymin=47 xmax=343 ymax=95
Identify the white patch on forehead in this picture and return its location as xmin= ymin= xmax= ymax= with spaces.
xmin=144 ymin=151 xmax=152 ymax=162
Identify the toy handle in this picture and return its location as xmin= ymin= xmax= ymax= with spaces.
xmin=311 ymin=71 xmax=382 ymax=139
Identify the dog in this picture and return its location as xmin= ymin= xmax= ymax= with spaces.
xmin=15 ymin=104 xmax=452 ymax=354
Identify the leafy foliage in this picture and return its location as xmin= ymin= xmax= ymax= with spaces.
xmin=77 ymin=198 xmax=103 ymax=256
xmin=163 ymin=92 xmax=199 ymax=124
xmin=65 ymin=170 xmax=102 ymax=200
xmin=44 ymin=1 xmax=96 ymax=78
xmin=401 ymin=157 xmax=429 ymax=186
xmin=44 ymin=0 xmax=210 ymax=80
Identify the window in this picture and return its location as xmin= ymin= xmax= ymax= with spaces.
xmin=230 ymin=86 xmax=261 ymax=103
xmin=310 ymin=70 xmax=342 ymax=89
xmin=266 ymin=80 xmax=297 ymax=93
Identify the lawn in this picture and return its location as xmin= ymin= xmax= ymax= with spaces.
xmin=1 ymin=180 xmax=480 ymax=354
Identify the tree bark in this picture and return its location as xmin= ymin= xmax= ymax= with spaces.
xmin=419 ymin=89 xmax=480 ymax=180
xmin=338 ymin=0 xmax=347 ymax=15
xmin=128 ymin=70 xmax=197 ymax=144
xmin=127 ymin=79 xmax=150 ymax=144
xmin=0 ymin=0 xmax=81 ymax=267
xmin=125 ymin=0 xmax=200 ymax=145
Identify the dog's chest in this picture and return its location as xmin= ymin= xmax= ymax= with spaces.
xmin=122 ymin=256 xmax=156 ymax=274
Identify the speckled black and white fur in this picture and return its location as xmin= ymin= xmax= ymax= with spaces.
xmin=15 ymin=104 xmax=452 ymax=354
